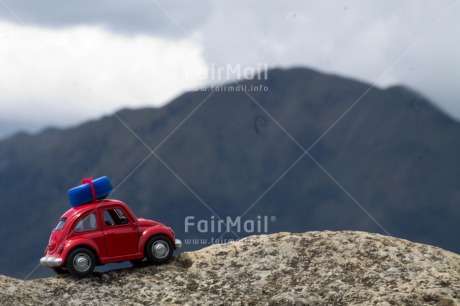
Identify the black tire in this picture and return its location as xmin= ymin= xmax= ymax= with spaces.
xmin=66 ymin=248 xmax=96 ymax=278
xmin=146 ymin=235 xmax=173 ymax=264
xmin=52 ymin=267 xmax=69 ymax=275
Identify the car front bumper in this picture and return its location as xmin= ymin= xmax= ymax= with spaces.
xmin=175 ymin=239 xmax=182 ymax=249
xmin=40 ymin=256 xmax=63 ymax=267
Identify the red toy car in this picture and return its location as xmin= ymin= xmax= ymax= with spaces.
xmin=40 ymin=199 xmax=181 ymax=278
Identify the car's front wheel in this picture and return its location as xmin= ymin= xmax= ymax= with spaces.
xmin=66 ymin=248 xmax=96 ymax=278
xmin=146 ymin=235 xmax=173 ymax=264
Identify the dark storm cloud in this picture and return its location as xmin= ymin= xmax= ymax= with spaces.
xmin=0 ymin=0 xmax=211 ymax=37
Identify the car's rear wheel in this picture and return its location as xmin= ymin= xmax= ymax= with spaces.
xmin=52 ymin=267 xmax=69 ymax=275
xmin=66 ymin=248 xmax=96 ymax=278
xmin=146 ymin=235 xmax=173 ymax=264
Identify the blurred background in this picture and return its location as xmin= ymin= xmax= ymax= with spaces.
xmin=0 ymin=0 xmax=459 ymax=279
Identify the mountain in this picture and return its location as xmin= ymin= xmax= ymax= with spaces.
xmin=0 ymin=120 xmax=32 ymax=141
xmin=1 ymin=231 xmax=459 ymax=305
xmin=0 ymin=67 xmax=459 ymax=279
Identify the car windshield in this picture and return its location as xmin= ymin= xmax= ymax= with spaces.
xmin=54 ymin=219 xmax=66 ymax=231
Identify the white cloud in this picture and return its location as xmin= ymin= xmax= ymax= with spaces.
xmin=198 ymin=0 xmax=460 ymax=119
xmin=0 ymin=21 xmax=206 ymax=128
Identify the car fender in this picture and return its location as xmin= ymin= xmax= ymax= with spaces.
xmin=61 ymin=237 xmax=102 ymax=264
xmin=138 ymin=226 xmax=175 ymax=253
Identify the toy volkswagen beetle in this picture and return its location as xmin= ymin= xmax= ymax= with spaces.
xmin=40 ymin=177 xmax=181 ymax=278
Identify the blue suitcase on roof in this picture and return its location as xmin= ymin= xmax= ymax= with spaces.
xmin=68 ymin=176 xmax=113 ymax=207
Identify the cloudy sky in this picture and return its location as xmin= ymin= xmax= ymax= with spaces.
xmin=0 ymin=0 xmax=459 ymax=139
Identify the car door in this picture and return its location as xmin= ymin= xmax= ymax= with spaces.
xmin=101 ymin=206 xmax=139 ymax=257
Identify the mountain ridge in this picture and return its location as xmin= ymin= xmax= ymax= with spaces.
xmin=4 ymin=66 xmax=456 ymax=142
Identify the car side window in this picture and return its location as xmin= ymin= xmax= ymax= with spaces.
xmin=75 ymin=213 xmax=97 ymax=232
xmin=54 ymin=219 xmax=66 ymax=231
xmin=104 ymin=210 xmax=115 ymax=226
xmin=104 ymin=208 xmax=129 ymax=226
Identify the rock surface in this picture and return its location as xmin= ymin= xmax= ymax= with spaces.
xmin=1 ymin=231 xmax=460 ymax=305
